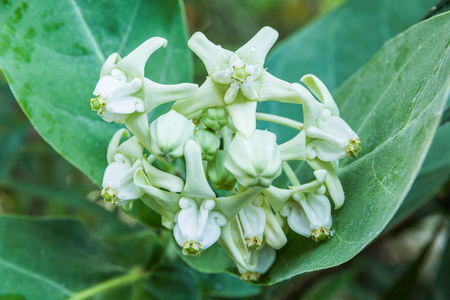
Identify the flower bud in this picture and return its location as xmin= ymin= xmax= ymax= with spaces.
xmin=224 ymin=130 xmax=282 ymax=188
xmin=194 ymin=129 xmax=220 ymax=161
xmin=201 ymin=107 xmax=228 ymax=131
xmin=207 ymin=150 xmax=237 ymax=191
xmin=149 ymin=110 xmax=194 ymax=162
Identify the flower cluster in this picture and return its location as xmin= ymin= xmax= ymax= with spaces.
xmin=91 ymin=27 xmax=361 ymax=281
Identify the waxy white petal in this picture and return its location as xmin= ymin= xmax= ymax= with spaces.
xmin=257 ymin=72 xmax=300 ymax=103
xmin=107 ymin=129 xmax=130 ymax=164
xmin=307 ymin=158 xmax=344 ymax=209
xmin=280 ymin=201 xmax=311 ymax=237
xmin=172 ymin=77 xmax=227 ymax=116
xmin=142 ymin=78 xmax=198 ymax=113
xmin=241 ymin=78 xmax=258 ymax=100
xmin=236 ymin=26 xmax=279 ymax=66
xmin=100 ymin=53 xmax=121 ymax=78
xmin=224 ymin=82 xmax=240 ymax=104
xmin=182 ymin=140 xmax=216 ymax=199
xmin=301 ymin=74 xmax=338 ymax=116
xmin=117 ymin=37 xmax=168 ymax=78
xmin=188 ymin=32 xmax=233 ymax=75
xmin=212 ymin=69 xmax=233 ymax=84
xmin=226 ymin=97 xmax=257 ymax=138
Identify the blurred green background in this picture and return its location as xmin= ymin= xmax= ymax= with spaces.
xmin=1 ymin=0 xmax=449 ymax=299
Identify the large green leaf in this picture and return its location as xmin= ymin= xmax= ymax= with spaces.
xmin=0 ymin=0 xmax=192 ymax=186
xmin=0 ymin=216 xmax=161 ymax=299
xmin=266 ymin=0 xmax=436 ymax=92
xmin=260 ymin=0 xmax=436 ymax=143
xmin=183 ymin=12 xmax=450 ymax=284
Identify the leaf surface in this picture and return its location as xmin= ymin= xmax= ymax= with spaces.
xmin=0 ymin=0 xmax=192 ymax=186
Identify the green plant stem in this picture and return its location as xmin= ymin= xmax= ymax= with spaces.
xmin=255 ymin=112 xmax=303 ymax=130
xmin=68 ymin=267 xmax=147 ymax=300
xmin=282 ymin=161 xmax=301 ymax=186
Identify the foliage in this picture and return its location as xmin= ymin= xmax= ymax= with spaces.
xmin=0 ymin=0 xmax=449 ymax=299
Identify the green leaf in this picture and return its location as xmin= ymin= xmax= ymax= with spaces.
xmin=184 ymin=12 xmax=450 ymax=284
xmin=0 ymin=215 xmax=160 ymax=299
xmin=0 ymin=0 xmax=192 ymax=186
xmin=261 ymin=0 xmax=436 ymax=143
xmin=266 ymin=0 xmax=436 ymax=92
xmin=388 ymin=123 xmax=450 ymax=228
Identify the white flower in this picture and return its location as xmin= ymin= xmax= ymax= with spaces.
xmin=173 ymin=197 xmax=227 ymax=256
xmin=101 ymin=129 xmax=145 ymax=206
xmin=224 ymin=130 xmax=282 ymax=188
xmin=212 ymin=54 xmax=263 ymax=104
xmin=291 ymin=75 xmax=361 ymax=161
xmin=220 ymin=216 xmax=276 ymax=281
xmin=91 ymin=37 xmax=198 ymax=123
xmin=92 ymin=69 xmax=144 ymax=123
xmin=238 ymin=196 xmax=266 ymax=250
xmin=237 ymin=244 xmax=277 ymax=282
xmin=280 ymin=185 xmax=332 ymax=242
xmin=172 ymin=27 xmax=300 ymax=138
xmin=101 ymin=153 xmax=143 ymax=206
xmin=134 ymin=140 xmax=262 ymax=255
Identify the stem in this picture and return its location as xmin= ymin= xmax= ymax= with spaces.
xmin=255 ymin=112 xmax=303 ymax=130
xmin=68 ymin=267 xmax=147 ymax=300
xmin=282 ymin=162 xmax=301 ymax=186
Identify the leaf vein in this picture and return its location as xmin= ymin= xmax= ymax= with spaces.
xmin=68 ymin=0 xmax=105 ymax=62
xmin=0 ymin=257 xmax=73 ymax=295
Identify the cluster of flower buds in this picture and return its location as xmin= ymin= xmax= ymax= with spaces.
xmin=91 ymin=27 xmax=361 ymax=281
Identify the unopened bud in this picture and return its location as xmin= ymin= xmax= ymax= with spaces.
xmin=201 ymin=107 xmax=229 ymax=131
xmin=194 ymin=129 xmax=220 ymax=161
xmin=207 ymin=150 xmax=237 ymax=191
xmin=149 ymin=110 xmax=194 ymax=162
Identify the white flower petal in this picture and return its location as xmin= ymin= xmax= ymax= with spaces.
xmin=279 ymin=130 xmax=307 ymax=161
xmin=307 ymin=158 xmax=344 ymax=209
xmin=236 ymin=26 xmax=279 ymax=66
xmin=182 ymin=140 xmax=216 ymax=199
xmin=241 ymin=78 xmax=258 ymax=100
xmin=107 ymin=129 xmax=130 ymax=164
xmin=301 ymin=74 xmax=339 ymax=116
xmin=106 ymin=96 xmax=145 ymax=114
xmin=134 ymin=168 xmax=180 ymax=213
xmin=142 ymin=160 xmax=184 ymax=193
xmin=100 ymin=53 xmax=121 ymax=78
xmin=280 ymin=201 xmax=311 ymax=237
xmin=212 ymin=69 xmax=233 ymax=84
xmin=142 ymin=78 xmax=198 ymax=113
xmin=188 ymin=32 xmax=233 ymax=75
xmin=257 ymin=72 xmax=300 ymax=104
xmin=262 ymin=200 xmax=287 ymax=250
xmin=117 ymin=37 xmax=167 ymax=78
xmin=229 ymin=53 xmax=245 ymax=69
xmin=215 ymin=187 xmax=262 ymax=218
xmin=290 ymin=83 xmax=323 ymax=127
xmin=238 ymin=199 xmax=266 ymax=243
xmin=224 ymin=82 xmax=240 ymax=104
xmin=172 ymin=77 xmax=227 ymax=116
xmin=226 ymin=97 xmax=257 ymax=139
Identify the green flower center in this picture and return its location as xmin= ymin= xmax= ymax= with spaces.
xmin=90 ymin=94 xmax=106 ymax=114
xmin=245 ymin=236 xmax=263 ymax=250
xmin=101 ymin=186 xmax=118 ymax=205
xmin=346 ymin=137 xmax=362 ymax=157
xmin=231 ymin=66 xmax=250 ymax=83
xmin=182 ymin=241 xmax=202 ymax=257
xmin=311 ymin=227 xmax=331 ymax=242
xmin=241 ymin=271 xmax=260 ymax=282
